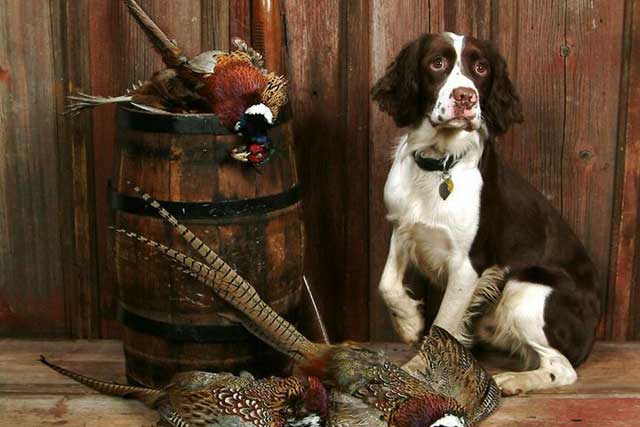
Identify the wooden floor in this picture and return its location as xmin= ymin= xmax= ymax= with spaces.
xmin=1 ymin=340 xmax=639 ymax=426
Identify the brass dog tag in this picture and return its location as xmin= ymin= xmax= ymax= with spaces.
xmin=439 ymin=176 xmax=454 ymax=200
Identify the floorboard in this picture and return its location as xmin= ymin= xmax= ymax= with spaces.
xmin=1 ymin=340 xmax=639 ymax=426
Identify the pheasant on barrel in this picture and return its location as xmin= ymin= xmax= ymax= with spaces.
xmin=67 ymin=0 xmax=286 ymax=165
xmin=108 ymin=184 xmax=502 ymax=427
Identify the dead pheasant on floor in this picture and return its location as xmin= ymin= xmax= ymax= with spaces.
xmin=40 ymin=356 xmax=328 ymax=427
xmin=110 ymin=185 xmax=502 ymax=427
xmin=67 ymin=0 xmax=287 ymax=166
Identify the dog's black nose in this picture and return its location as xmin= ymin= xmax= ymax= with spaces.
xmin=452 ymin=87 xmax=478 ymax=108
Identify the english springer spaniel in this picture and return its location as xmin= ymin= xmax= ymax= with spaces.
xmin=372 ymin=33 xmax=602 ymax=395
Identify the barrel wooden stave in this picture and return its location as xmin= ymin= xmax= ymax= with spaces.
xmin=113 ymin=109 xmax=303 ymax=387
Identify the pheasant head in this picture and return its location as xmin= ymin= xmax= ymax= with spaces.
xmin=300 ymin=376 xmax=329 ymax=419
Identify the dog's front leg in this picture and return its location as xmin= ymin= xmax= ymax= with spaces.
xmin=433 ymin=257 xmax=479 ymax=340
xmin=379 ymin=228 xmax=424 ymax=343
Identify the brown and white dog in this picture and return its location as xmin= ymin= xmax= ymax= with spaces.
xmin=372 ymin=33 xmax=602 ymax=395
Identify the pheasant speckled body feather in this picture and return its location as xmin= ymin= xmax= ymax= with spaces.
xmin=110 ymin=184 xmax=501 ymax=427
xmin=406 ymin=327 xmax=501 ymax=425
xmin=40 ymin=357 xmax=327 ymax=427
xmin=328 ymin=392 xmax=386 ymax=427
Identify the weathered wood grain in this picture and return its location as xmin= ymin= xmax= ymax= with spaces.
xmin=229 ymin=0 xmax=252 ymax=43
xmin=87 ymin=0 xmax=121 ymax=338
xmin=0 ymin=0 xmax=66 ymax=337
xmin=611 ymin=0 xmax=640 ymax=341
xmin=495 ymin=1 xmax=566 ymax=210
xmin=2 ymin=340 xmax=640 ymax=426
xmin=0 ymin=395 xmax=158 ymax=427
xmin=628 ymin=0 xmax=640 ymax=342
xmin=487 ymin=1 xmax=520 ymax=170
xmin=563 ymin=0 xmax=624 ymax=336
xmin=201 ymin=0 xmax=230 ymax=51
xmin=0 ymin=340 xmax=126 ymax=394
xmin=489 ymin=396 xmax=640 ymax=427
xmin=0 ymin=0 xmax=638 ymax=343
xmin=340 ymin=0 xmax=372 ymax=340
xmin=51 ymin=1 xmax=101 ymax=339
xmin=430 ymin=0 xmax=492 ymax=38
xmin=284 ymin=0 xmax=348 ymax=342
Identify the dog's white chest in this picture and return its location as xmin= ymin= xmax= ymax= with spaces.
xmin=384 ymin=138 xmax=483 ymax=276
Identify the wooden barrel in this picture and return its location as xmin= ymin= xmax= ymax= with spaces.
xmin=112 ymin=107 xmax=303 ymax=387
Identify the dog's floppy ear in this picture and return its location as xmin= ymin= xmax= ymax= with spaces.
xmin=372 ymin=35 xmax=429 ymax=128
xmin=482 ymin=45 xmax=524 ymax=135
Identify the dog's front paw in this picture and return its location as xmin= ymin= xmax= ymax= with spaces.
xmin=493 ymin=372 xmax=527 ymax=396
xmin=389 ymin=298 xmax=424 ymax=344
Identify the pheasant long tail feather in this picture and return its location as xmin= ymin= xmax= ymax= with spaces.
xmin=113 ymin=225 xmax=320 ymax=362
xmin=40 ymin=356 xmax=163 ymax=407
xmin=123 ymin=0 xmax=187 ymax=69
xmin=158 ymin=405 xmax=190 ymax=427
xmin=64 ymin=93 xmax=133 ymax=116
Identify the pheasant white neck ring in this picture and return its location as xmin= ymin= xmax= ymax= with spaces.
xmin=429 ymin=414 xmax=465 ymax=427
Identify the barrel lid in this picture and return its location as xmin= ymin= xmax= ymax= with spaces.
xmin=117 ymin=105 xmax=291 ymax=134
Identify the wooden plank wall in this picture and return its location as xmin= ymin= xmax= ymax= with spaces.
xmin=0 ymin=0 xmax=637 ymax=342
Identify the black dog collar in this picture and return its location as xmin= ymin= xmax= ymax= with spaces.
xmin=412 ymin=151 xmax=460 ymax=172
xmin=412 ymin=151 xmax=459 ymax=200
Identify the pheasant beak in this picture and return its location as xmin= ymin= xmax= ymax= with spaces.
xmin=230 ymin=147 xmax=250 ymax=162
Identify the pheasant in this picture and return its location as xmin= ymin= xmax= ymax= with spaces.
xmin=110 ymin=184 xmax=502 ymax=427
xmin=40 ymin=356 xmax=328 ymax=427
xmin=67 ymin=0 xmax=288 ymax=161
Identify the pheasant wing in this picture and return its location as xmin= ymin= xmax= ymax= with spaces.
xmin=186 ymin=50 xmax=227 ymax=74
xmin=412 ymin=326 xmax=500 ymax=424
xmin=169 ymin=386 xmax=277 ymax=427
xmin=168 ymin=371 xmax=253 ymax=392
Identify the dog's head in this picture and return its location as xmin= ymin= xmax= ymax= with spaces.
xmin=372 ymin=33 xmax=523 ymax=136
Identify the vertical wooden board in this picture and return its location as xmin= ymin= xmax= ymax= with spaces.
xmin=488 ymin=0 xmax=519 ymax=149
xmin=612 ymin=0 xmax=640 ymax=340
xmin=430 ymin=0 xmax=492 ymax=38
xmin=563 ymin=0 xmax=624 ymax=320
xmin=89 ymin=0 xmax=203 ymax=337
xmin=116 ymin=0 xmax=203 ymax=86
xmin=87 ymin=0 xmax=120 ymax=337
xmin=284 ymin=0 xmax=347 ymax=341
xmin=201 ymin=0 xmax=230 ymax=51
xmin=50 ymin=1 xmax=100 ymax=338
xmin=629 ymin=0 xmax=640 ymax=341
xmin=229 ymin=0 xmax=251 ymax=43
xmin=340 ymin=0 xmax=371 ymax=340
xmin=369 ymin=0 xmax=430 ymax=341
xmin=494 ymin=1 xmax=565 ymax=210
xmin=0 ymin=1 xmax=65 ymax=336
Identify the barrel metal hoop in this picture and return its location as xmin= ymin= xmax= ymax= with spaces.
xmin=111 ymin=185 xmax=300 ymax=219
xmin=117 ymin=303 xmax=250 ymax=342
xmin=117 ymin=106 xmax=291 ymax=134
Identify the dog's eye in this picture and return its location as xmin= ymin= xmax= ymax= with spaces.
xmin=474 ymin=61 xmax=488 ymax=76
xmin=431 ymin=57 xmax=447 ymax=71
